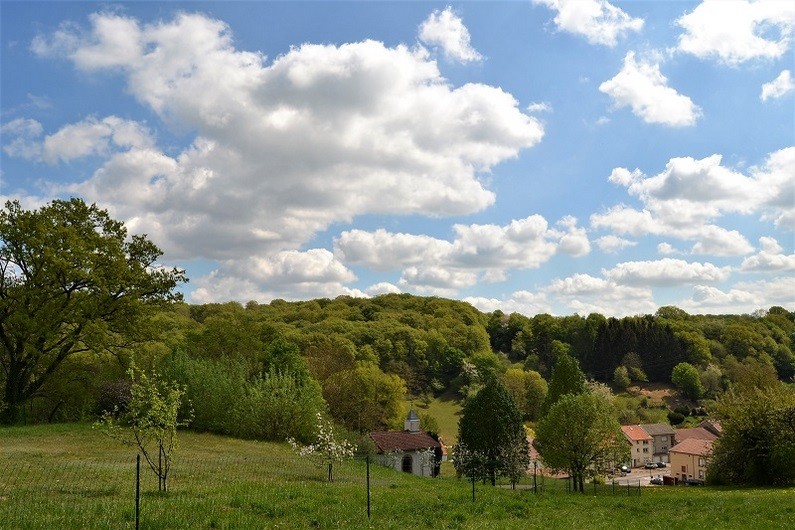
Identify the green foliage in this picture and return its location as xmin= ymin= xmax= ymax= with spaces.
xmin=0 ymin=198 xmax=185 ymax=424
xmin=455 ymin=378 xmax=527 ymax=485
xmin=708 ymin=385 xmax=795 ymax=486
xmin=613 ymin=365 xmax=631 ymax=389
xmin=535 ymin=392 xmax=629 ymax=493
xmin=323 ymin=363 xmax=406 ymax=433
xmin=542 ymin=353 xmax=586 ymax=414
xmin=501 ymin=367 xmax=548 ymax=421
xmin=159 ymin=351 xmax=324 ymax=443
xmin=95 ymin=362 xmax=191 ymax=491
xmin=671 ymin=362 xmax=704 ymax=400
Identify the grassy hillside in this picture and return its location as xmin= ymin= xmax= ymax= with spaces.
xmin=1 ymin=424 xmax=794 ymax=529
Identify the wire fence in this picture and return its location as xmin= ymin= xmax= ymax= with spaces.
xmin=0 ymin=448 xmax=648 ymax=529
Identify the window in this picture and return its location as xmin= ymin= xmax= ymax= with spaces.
xmin=698 ymin=470 xmax=705 ymax=479
xmin=402 ymin=455 xmax=412 ymax=473
xmin=698 ymin=457 xmax=706 ymax=467
xmin=681 ymin=465 xmax=687 ymax=473
xmin=643 ymin=448 xmax=648 ymax=453
xmin=661 ymin=436 xmax=668 ymax=442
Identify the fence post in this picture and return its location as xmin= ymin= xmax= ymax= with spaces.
xmin=366 ymin=455 xmax=371 ymax=520
xmin=471 ymin=469 xmax=476 ymax=503
xmin=135 ymin=454 xmax=140 ymax=530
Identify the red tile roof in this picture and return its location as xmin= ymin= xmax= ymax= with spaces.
xmin=621 ymin=425 xmax=653 ymax=442
xmin=676 ymin=426 xmax=718 ymax=443
xmin=369 ymin=430 xmax=440 ymax=453
xmin=670 ymin=438 xmax=713 ymax=457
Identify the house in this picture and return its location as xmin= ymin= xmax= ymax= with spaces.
xmin=669 ymin=438 xmax=712 ymax=484
xmin=369 ymin=409 xmax=441 ymax=477
xmin=674 ymin=426 xmax=718 ymax=446
xmin=639 ymin=423 xmax=677 ymax=463
xmin=620 ymin=425 xmax=653 ymax=467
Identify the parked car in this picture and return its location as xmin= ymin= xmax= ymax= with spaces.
xmin=650 ymin=476 xmax=664 ymax=485
xmin=655 ymin=462 xmax=666 ymax=468
xmin=644 ymin=462 xmax=657 ymax=469
xmin=684 ymin=479 xmax=704 ymax=486
xmin=619 ymin=465 xmax=631 ymax=473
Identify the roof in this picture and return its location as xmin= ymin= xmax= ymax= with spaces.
xmin=369 ymin=430 xmax=440 ymax=453
xmin=699 ymin=419 xmax=722 ymax=436
xmin=670 ymin=438 xmax=713 ymax=457
xmin=406 ymin=408 xmax=420 ymax=421
xmin=621 ymin=425 xmax=653 ymax=442
xmin=639 ymin=423 xmax=676 ymax=436
xmin=676 ymin=427 xmax=718 ymax=443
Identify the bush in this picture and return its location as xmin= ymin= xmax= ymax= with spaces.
xmin=667 ymin=411 xmax=685 ymax=425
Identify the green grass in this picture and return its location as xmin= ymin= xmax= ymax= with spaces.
xmin=2 ymin=424 xmax=795 ymax=529
xmin=413 ymin=390 xmax=463 ymax=444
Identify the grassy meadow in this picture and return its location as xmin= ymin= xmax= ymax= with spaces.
xmin=1 ymin=424 xmax=794 ymax=529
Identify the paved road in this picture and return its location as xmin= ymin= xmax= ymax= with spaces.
xmin=611 ymin=466 xmax=670 ymax=486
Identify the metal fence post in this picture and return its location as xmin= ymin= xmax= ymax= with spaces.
xmin=366 ymin=455 xmax=371 ymax=520
xmin=135 ymin=454 xmax=140 ymax=530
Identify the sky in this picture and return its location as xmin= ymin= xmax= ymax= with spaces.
xmin=1 ymin=0 xmax=793 ymax=318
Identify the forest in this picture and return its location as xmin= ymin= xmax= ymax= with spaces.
xmin=6 ymin=292 xmax=794 ymax=438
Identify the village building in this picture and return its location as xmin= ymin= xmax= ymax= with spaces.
xmin=620 ymin=425 xmax=653 ymax=467
xmin=669 ymin=438 xmax=712 ymax=485
xmin=639 ymin=423 xmax=676 ymax=463
xmin=369 ymin=409 xmax=441 ymax=477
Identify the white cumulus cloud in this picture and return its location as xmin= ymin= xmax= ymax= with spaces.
xmin=20 ymin=11 xmax=547 ymax=302
xmin=418 ymin=6 xmax=482 ymax=63
xmin=603 ymin=258 xmax=731 ymax=286
xmin=675 ymin=0 xmax=795 ymax=65
xmin=533 ymin=0 xmax=644 ymax=47
xmin=599 ymin=52 xmax=701 ymax=127
xmin=761 ymin=70 xmax=795 ymax=101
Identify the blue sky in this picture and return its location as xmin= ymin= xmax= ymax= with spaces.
xmin=1 ymin=0 xmax=793 ymax=317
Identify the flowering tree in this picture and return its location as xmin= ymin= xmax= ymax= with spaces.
xmin=288 ymin=413 xmax=355 ymax=482
xmin=96 ymin=362 xmax=192 ymax=492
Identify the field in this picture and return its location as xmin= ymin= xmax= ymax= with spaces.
xmin=1 ymin=424 xmax=794 ymax=529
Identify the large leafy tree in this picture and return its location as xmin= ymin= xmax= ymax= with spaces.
xmin=322 ymin=363 xmax=406 ymax=433
xmin=542 ymin=353 xmax=586 ymax=414
xmin=709 ymin=384 xmax=795 ymax=486
xmin=0 ymin=199 xmax=185 ymax=423
xmin=455 ymin=378 xmax=528 ymax=485
xmin=535 ymin=392 xmax=628 ymax=493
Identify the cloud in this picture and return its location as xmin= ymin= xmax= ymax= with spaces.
xmin=592 ymin=147 xmax=794 ymax=253
xmin=740 ymin=237 xmax=795 ymax=272
xmin=18 ymin=11 xmax=546 ymax=301
xmin=418 ymin=6 xmax=482 ymax=63
xmin=675 ymin=0 xmax=795 ymax=65
xmin=603 ymin=258 xmax=731 ymax=286
xmin=41 ymin=116 xmax=154 ymax=164
xmin=465 ymin=290 xmax=553 ymax=316
xmin=532 ymin=0 xmax=643 ymax=47
xmin=599 ymin=52 xmax=701 ymax=127
xmin=1 ymin=118 xmax=43 ymax=159
xmin=336 ymin=215 xmax=591 ymax=293
xmin=527 ymin=101 xmax=552 ymax=113
xmin=596 ymin=235 xmax=637 ymax=253
xmin=761 ymin=70 xmax=794 ymax=101
xmin=191 ymin=249 xmax=362 ymax=303
xmin=677 ymin=277 xmax=795 ymax=314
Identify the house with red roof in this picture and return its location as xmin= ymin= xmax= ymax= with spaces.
xmin=669 ymin=438 xmax=712 ymax=484
xmin=369 ymin=409 xmax=441 ymax=477
xmin=620 ymin=425 xmax=653 ymax=467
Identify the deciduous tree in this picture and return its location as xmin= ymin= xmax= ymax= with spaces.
xmin=456 ymin=378 xmax=528 ymax=485
xmin=535 ymin=392 xmax=628 ymax=492
xmin=1 ymin=199 xmax=185 ymax=424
